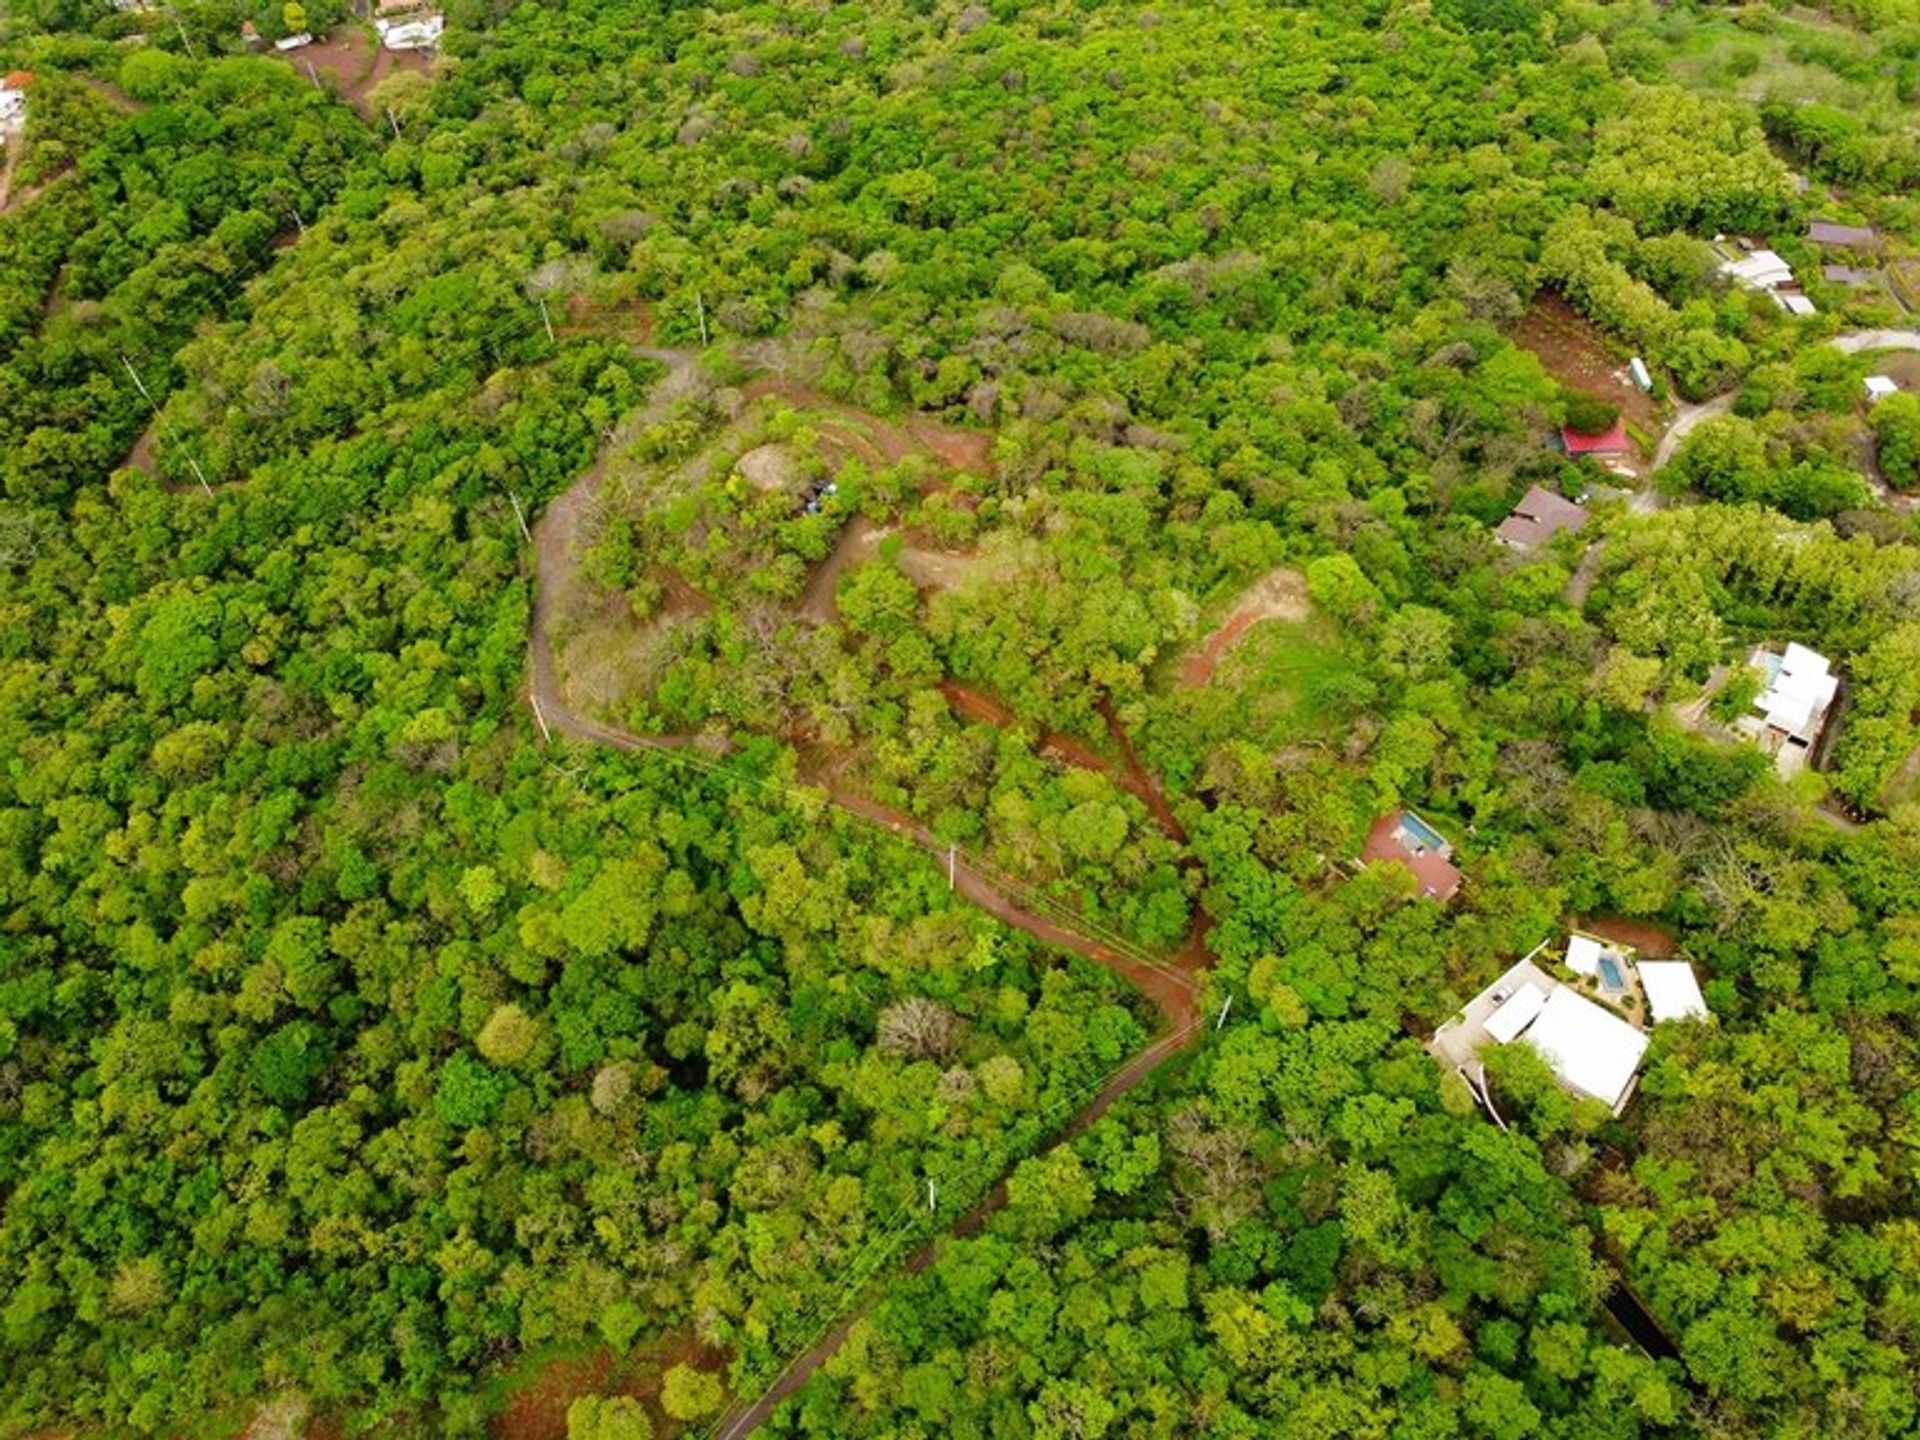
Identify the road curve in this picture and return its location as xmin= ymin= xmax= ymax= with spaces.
xmin=525 ymin=352 xmax=1211 ymax=1439
xmin=1648 ymin=331 xmax=1920 ymax=475
xmin=1649 ymin=393 xmax=1734 ymax=473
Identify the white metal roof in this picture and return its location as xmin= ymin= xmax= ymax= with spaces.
xmin=1566 ymin=934 xmax=1604 ymax=978
xmin=1722 ymin=251 xmax=1794 ymax=290
xmin=1484 ymin=983 xmax=1550 ymax=1044
xmin=1866 ymin=376 xmax=1899 ymax=401
xmin=1756 ymin=644 xmax=1838 ymax=740
xmin=377 ymin=13 xmax=444 ymax=48
xmin=1639 ymin=961 xmax=1708 ymax=1023
xmin=1775 ymin=293 xmax=1818 ymax=316
xmin=1523 ymin=987 xmax=1648 ymax=1111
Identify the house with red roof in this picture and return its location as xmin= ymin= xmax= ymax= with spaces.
xmin=1360 ymin=811 xmax=1463 ymax=901
xmin=1559 ymin=420 xmax=1628 ymax=457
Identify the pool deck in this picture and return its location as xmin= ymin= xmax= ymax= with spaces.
xmin=1430 ymin=955 xmax=1558 ymax=1079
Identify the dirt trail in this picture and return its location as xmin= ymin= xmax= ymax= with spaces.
xmin=0 ymin=132 xmax=18 ymax=214
xmin=527 ymin=351 xmax=1209 ymax=1440
xmin=1180 ymin=568 xmax=1310 ymax=686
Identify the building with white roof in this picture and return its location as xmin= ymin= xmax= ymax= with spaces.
xmin=1721 ymin=249 xmax=1794 ymax=291
xmin=1737 ymin=643 xmax=1838 ymax=776
xmin=1431 ymin=950 xmax=1654 ymax=1118
xmin=1521 ymin=986 xmax=1648 ymax=1113
xmin=1638 ymin=961 xmax=1709 ymax=1023
xmin=1484 ymin=982 xmax=1550 ymax=1044
xmin=1866 ymin=376 xmax=1899 ymax=403
xmin=377 ymin=12 xmax=444 ymax=49
xmin=0 ymin=71 xmax=32 ymax=135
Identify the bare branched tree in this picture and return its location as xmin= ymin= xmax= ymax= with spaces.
xmin=876 ymin=997 xmax=960 ymax=1061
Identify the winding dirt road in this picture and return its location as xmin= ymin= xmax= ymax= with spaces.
xmin=525 ymin=348 xmax=1211 ymax=1439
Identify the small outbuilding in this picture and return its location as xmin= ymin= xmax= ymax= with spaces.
xmin=1638 ymin=961 xmax=1709 ymax=1024
xmin=1866 ymin=376 xmax=1900 ymax=404
xmin=1496 ymin=485 xmax=1588 ymax=549
xmin=1824 ymin=264 xmax=1878 ymax=287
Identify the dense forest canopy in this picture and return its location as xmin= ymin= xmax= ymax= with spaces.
xmin=4 ymin=1 xmax=1920 ymax=1438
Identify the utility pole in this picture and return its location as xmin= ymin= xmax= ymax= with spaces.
xmin=289 ymin=206 xmax=305 ymax=237
xmin=508 ymin=491 xmax=532 ymax=544
xmin=171 ymin=12 xmax=198 ymax=59
xmin=538 ymin=297 xmax=554 ymax=343
xmin=926 ymin=1178 xmax=937 ymax=1214
xmin=305 ymin=61 xmax=322 ymax=90
xmin=1215 ymin=993 xmax=1232 ymax=1030
xmin=530 ymin=693 xmax=552 ymax=744
xmin=948 ymin=845 xmax=955 ymax=890
xmin=385 ymin=107 xmax=402 ymax=139
xmin=696 ymin=291 xmax=709 ymax=347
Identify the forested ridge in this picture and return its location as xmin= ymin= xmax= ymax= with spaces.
xmin=4 ymin=0 xmax=1920 ymax=1437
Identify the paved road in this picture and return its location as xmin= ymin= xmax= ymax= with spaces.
xmin=1828 ymin=329 xmax=1920 ymax=356
xmin=1647 ymin=331 xmax=1920 ymax=476
xmin=525 ymin=350 xmax=1212 ymax=1440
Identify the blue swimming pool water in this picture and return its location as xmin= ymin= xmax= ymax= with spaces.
xmin=1399 ymin=811 xmax=1448 ymax=851
xmin=1597 ymin=956 xmax=1625 ymax=991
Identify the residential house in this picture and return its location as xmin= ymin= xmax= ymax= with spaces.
xmin=1736 ymin=642 xmax=1839 ymax=775
xmin=0 ymin=71 xmax=32 ymax=134
xmin=1559 ymin=420 xmax=1628 ymax=458
xmin=1495 ymin=485 xmax=1588 ymax=549
xmin=1360 ymin=811 xmax=1462 ymax=901
xmin=1719 ymin=247 xmax=1817 ymax=315
xmin=1808 ymin=220 xmax=1881 ymax=254
xmin=1434 ymin=954 xmax=1648 ymax=1116
xmin=376 ymin=12 xmax=444 ymax=49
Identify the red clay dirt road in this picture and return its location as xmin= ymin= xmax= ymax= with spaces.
xmin=525 ymin=349 xmax=1210 ymax=1439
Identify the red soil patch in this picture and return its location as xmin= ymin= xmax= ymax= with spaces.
xmin=742 ymin=378 xmax=993 ymax=479
xmin=1574 ymin=916 xmax=1680 ymax=958
xmin=564 ymin=294 xmax=655 ymax=345
xmin=1180 ymin=568 xmax=1310 ymax=686
xmin=275 ymin=29 xmax=429 ymax=117
xmin=490 ymin=1335 xmax=728 ymax=1440
xmin=1512 ymin=291 xmax=1657 ymax=435
xmin=939 ymin=682 xmax=1187 ymax=844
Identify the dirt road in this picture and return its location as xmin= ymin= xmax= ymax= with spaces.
xmin=525 ymin=355 xmax=1211 ymax=1439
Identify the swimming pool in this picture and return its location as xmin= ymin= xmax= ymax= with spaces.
xmin=1399 ymin=811 xmax=1448 ymax=852
xmin=1597 ymin=956 xmax=1626 ymax=992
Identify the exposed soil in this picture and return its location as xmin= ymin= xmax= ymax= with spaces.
xmin=1180 ymin=567 xmax=1310 ymax=686
xmin=0 ymin=131 xmax=19 ymax=214
xmin=1513 ymin=291 xmax=1658 ymax=435
xmin=120 ymin=415 xmax=161 ymax=475
xmin=1573 ymin=916 xmax=1681 ymax=959
xmin=490 ymin=1335 xmax=728 ymax=1440
xmin=743 ymin=377 xmax=993 ymax=478
xmin=274 ymin=28 xmax=431 ymax=117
